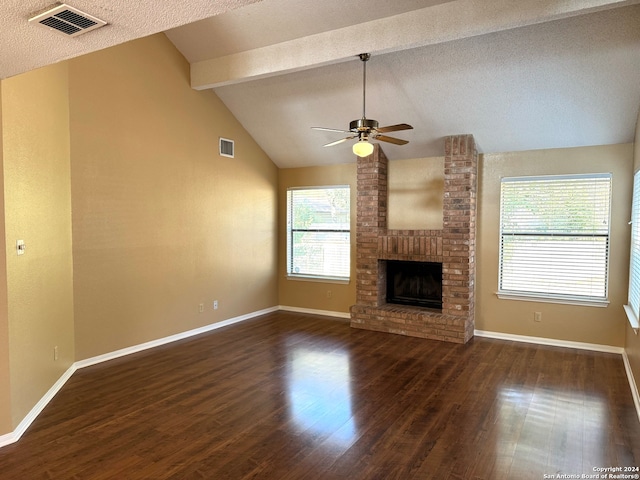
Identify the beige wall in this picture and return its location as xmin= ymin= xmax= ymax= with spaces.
xmin=69 ymin=34 xmax=279 ymax=360
xmin=278 ymin=164 xmax=356 ymax=313
xmin=388 ymin=157 xmax=444 ymax=230
xmin=278 ymin=145 xmax=633 ymax=347
xmin=0 ymin=30 xmax=635 ymax=437
xmin=0 ymin=81 xmax=11 ymax=434
xmin=1 ymin=63 xmax=76 ymax=427
xmin=277 ymin=155 xmax=445 ymax=313
xmin=477 ymin=144 xmax=633 ymax=347
xmin=626 ymin=108 xmax=640 ymax=390
xmin=0 ymin=32 xmax=278 ymax=436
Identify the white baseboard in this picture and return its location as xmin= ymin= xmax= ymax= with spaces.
xmin=278 ymin=305 xmax=350 ymax=320
xmin=0 ymin=364 xmax=76 ymax=448
xmin=474 ymin=329 xmax=624 ymax=354
xmin=2 ymin=315 xmax=635 ymax=450
xmin=75 ymin=306 xmax=278 ymax=369
xmin=476 ymin=330 xmax=640 ymax=422
xmin=0 ymin=431 xmax=16 ymax=448
xmin=0 ymin=306 xmax=278 ymax=449
xmin=623 ymin=351 xmax=640 ymax=423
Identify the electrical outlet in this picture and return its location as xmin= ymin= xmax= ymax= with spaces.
xmin=54 ymin=346 xmax=59 ymax=361
xmin=199 ymin=303 xmax=204 ymax=313
xmin=213 ymin=300 xmax=218 ymax=310
xmin=534 ymin=312 xmax=542 ymax=322
xmin=327 ymin=290 xmax=332 ymax=298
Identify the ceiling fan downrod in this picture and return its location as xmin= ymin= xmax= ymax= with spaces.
xmin=310 ymin=51 xmax=413 ymax=155
xmin=351 ymin=53 xmax=378 ymax=137
xmin=359 ymin=53 xmax=370 ymax=120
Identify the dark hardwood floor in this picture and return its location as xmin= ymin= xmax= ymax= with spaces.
xmin=0 ymin=311 xmax=638 ymax=479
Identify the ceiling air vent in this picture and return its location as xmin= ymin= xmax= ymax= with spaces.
xmin=219 ymin=138 xmax=235 ymax=158
xmin=29 ymin=4 xmax=107 ymax=37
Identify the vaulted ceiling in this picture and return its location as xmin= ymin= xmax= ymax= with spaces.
xmin=3 ymin=0 xmax=640 ymax=168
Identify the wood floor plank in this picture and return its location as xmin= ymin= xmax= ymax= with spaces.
xmin=0 ymin=311 xmax=638 ymax=479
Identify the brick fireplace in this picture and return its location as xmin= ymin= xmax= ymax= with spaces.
xmin=350 ymin=134 xmax=478 ymax=344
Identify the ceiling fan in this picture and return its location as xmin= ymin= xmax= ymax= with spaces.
xmin=312 ymin=53 xmax=413 ymax=157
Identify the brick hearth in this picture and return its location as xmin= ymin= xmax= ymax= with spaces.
xmin=350 ymin=134 xmax=478 ymax=343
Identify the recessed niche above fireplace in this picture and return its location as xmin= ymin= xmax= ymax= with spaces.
xmin=385 ymin=260 xmax=442 ymax=310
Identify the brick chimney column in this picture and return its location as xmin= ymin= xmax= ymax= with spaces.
xmin=355 ymin=145 xmax=388 ymax=307
xmin=443 ymin=135 xmax=477 ymax=341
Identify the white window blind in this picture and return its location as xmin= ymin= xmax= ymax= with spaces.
xmin=499 ymin=173 xmax=611 ymax=303
xmin=287 ymin=186 xmax=350 ymax=280
xmin=625 ymin=171 xmax=640 ymax=327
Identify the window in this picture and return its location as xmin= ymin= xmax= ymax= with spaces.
xmin=625 ymin=170 xmax=640 ymax=329
xmin=498 ymin=173 xmax=612 ymax=305
xmin=287 ymin=186 xmax=350 ymax=281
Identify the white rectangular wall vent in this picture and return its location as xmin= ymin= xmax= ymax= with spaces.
xmin=219 ymin=138 xmax=234 ymax=158
xmin=29 ymin=4 xmax=107 ymax=37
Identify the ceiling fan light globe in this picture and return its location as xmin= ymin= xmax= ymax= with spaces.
xmin=353 ymin=140 xmax=374 ymax=157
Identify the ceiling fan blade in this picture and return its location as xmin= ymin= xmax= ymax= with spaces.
xmin=312 ymin=126 xmax=353 ymax=134
xmin=375 ymin=123 xmax=414 ymax=133
xmin=323 ymin=136 xmax=356 ymax=147
xmin=375 ymin=135 xmax=409 ymax=145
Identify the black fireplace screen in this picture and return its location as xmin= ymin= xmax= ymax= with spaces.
xmin=386 ymin=260 xmax=442 ymax=309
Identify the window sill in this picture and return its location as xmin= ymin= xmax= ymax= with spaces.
xmin=287 ymin=274 xmax=350 ymax=285
xmin=623 ymin=305 xmax=640 ymax=335
xmin=496 ymin=291 xmax=609 ymax=308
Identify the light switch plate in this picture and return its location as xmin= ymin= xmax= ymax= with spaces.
xmin=16 ymin=240 xmax=25 ymax=256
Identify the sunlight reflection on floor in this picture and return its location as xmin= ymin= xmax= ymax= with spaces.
xmin=498 ymin=385 xmax=607 ymax=474
xmin=287 ymin=344 xmax=357 ymax=447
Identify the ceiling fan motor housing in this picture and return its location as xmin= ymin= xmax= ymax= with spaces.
xmin=312 ymin=53 xmax=412 ymax=149
xmin=350 ymin=118 xmax=379 ymax=132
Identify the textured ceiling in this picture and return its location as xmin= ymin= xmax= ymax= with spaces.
xmin=0 ymin=0 xmax=262 ymax=80
xmin=165 ymin=0 xmax=456 ymax=62
xmin=209 ymin=5 xmax=640 ymax=167
xmin=168 ymin=0 xmax=640 ymax=168
xmin=2 ymin=0 xmax=640 ymax=168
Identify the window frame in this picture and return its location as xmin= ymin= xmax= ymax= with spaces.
xmin=286 ymin=185 xmax=351 ymax=283
xmin=624 ymin=170 xmax=640 ymax=331
xmin=497 ymin=173 xmax=612 ymax=307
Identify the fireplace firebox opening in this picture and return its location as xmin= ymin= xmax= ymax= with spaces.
xmin=385 ymin=260 xmax=442 ymax=310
